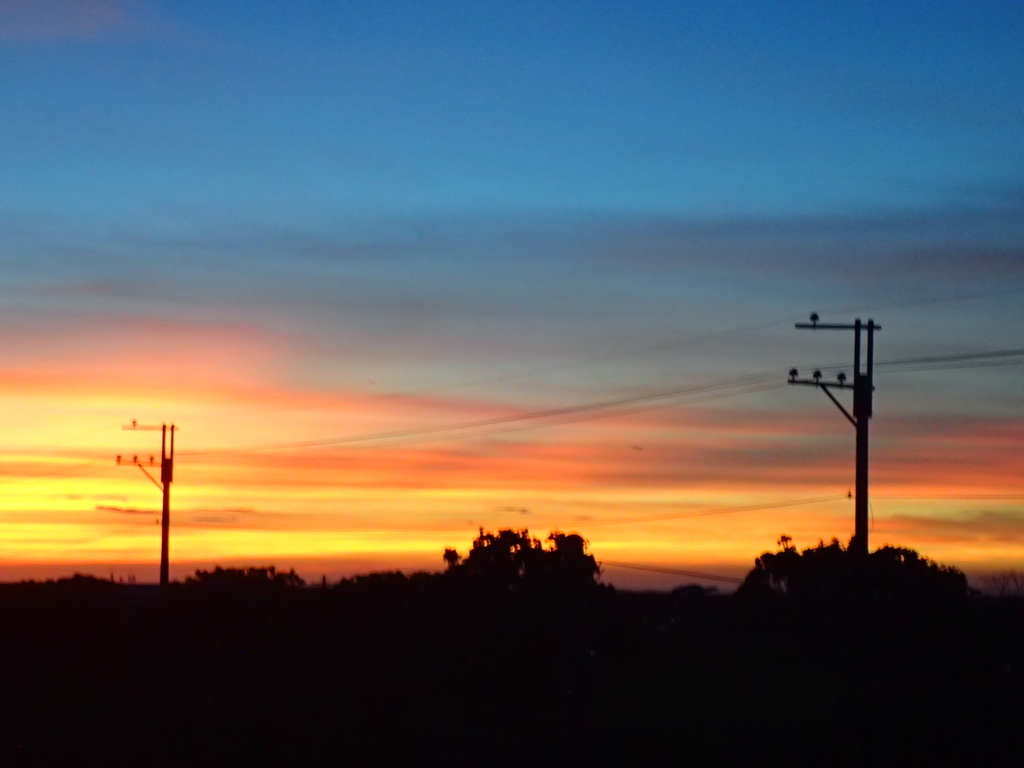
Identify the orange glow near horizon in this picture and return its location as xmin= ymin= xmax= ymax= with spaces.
xmin=0 ymin=317 xmax=1022 ymax=585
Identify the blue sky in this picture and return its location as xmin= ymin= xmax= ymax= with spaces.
xmin=3 ymin=1 xmax=1024 ymax=223
xmin=2 ymin=1 xmax=1021 ymax=326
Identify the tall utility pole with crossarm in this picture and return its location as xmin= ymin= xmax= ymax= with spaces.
xmin=117 ymin=421 xmax=177 ymax=588
xmin=788 ymin=315 xmax=880 ymax=556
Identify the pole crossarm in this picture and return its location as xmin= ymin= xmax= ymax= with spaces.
xmin=115 ymin=455 xmax=164 ymax=488
xmin=796 ymin=322 xmax=882 ymax=331
xmin=788 ymin=379 xmax=850 ymax=389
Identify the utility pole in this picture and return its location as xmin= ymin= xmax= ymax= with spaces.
xmin=117 ymin=420 xmax=177 ymax=588
xmin=788 ymin=314 xmax=879 ymax=556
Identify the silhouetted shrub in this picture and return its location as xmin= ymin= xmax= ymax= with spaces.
xmin=445 ymin=528 xmax=600 ymax=592
xmin=985 ymin=570 xmax=1024 ymax=598
xmin=184 ymin=565 xmax=306 ymax=589
xmin=739 ymin=535 xmax=969 ymax=606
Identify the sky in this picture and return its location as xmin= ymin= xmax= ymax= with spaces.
xmin=0 ymin=0 xmax=1022 ymax=587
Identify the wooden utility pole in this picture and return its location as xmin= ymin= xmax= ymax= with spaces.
xmin=117 ymin=421 xmax=178 ymax=588
xmin=789 ymin=315 xmax=879 ymax=556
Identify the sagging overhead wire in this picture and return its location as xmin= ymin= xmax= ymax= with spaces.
xmin=303 ymin=286 xmax=1024 ymax=418
xmin=6 ymin=345 xmax=1018 ymax=479
xmin=568 ymin=494 xmax=844 ymax=528
xmin=180 ymin=372 xmax=782 ymax=458
xmin=0 ymin=458 xmax=112 ymax=488
xmin=875 ymin=493 xmax=1024 ymax=500
xmin=828 ymin=285 xmax=1024 ymax=316
xmin=877 ymin=348 xmax=1024 ymax=373
xmin=333 ymin=286 xmax=1024 ymax=407
xmin=348 ymin=320 xmax=788 ymax=406
xmin=0 ymin=522 xmax=150 ymax=562
xmin=319 ymin=379 xmax=784 ymax=454
xmin=599 ymin=560 xmax=744 ymax=584
xmin=5 ymin=341 xmax=1008 ymax=484
xmin=179 ymin=344 xmax=1024 ymax=460
xmin=815 ymin=347 xmax=1024 ymax=374
xmin=181 ymin=342 xmax=1024 ymax=460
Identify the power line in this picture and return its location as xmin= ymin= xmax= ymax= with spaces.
xmin=331 ymin=285 xmax=1024 ymax=408
xmin=180 ymin=372 xmax=781 ymax=458
xmin=599 ymin=560 xmax=744 ymax=584
xmin=874 ymin=494 xmax=1024 ymax=501
xmin=814 ymin=347 xmax=1024 ymax=375
xmin=347 ymin=320 xmax=788 ymax=407
xmin=0 ymin=458 xmax=111 ymax=488
xmin=828 ymin=285 xmax=1024 ymax=316
xmin=0 ymin=342 xmax=1017 ymax=500
xmin=318 ymin=380 xmax=783 ymax=454
xmin=3 ymin=346 xmax=1017 ymax=474
xmin=558 ymin=495 xmax=843 ymax=528
xmin=0 ymin=522 xmax=150 ymax=563
xmin=877 ymin=348 xmax=1024 ymax=367
xmin=177 ymin=344 xmax=1024 ymax=461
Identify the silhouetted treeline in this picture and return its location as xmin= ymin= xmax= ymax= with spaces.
xmin=0 ymin=531 xmax=1021 ymax=766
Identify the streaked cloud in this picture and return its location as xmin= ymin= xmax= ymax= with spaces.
xmin=96 ymin=504 xmax=152 ymax=515
xmin=0 ymin=0 xmax=148 ymax=40
xmin=876 ymin=511 xmax=1024 ymax=547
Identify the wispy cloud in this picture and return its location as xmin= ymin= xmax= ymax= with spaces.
xmin=494 ymin=505 xmax=530 ymax=516
xmin=0 ymin=0 xmax=148 ymax=41
xmin=96 ymin=504 xmax=152 ymax=515
xmin=96 ymin=505 xmax=257 ymax=526
xmin=877 ymin=511 xmax=1024 ymax=546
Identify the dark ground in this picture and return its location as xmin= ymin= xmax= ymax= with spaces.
xmin=0 ymin=561 xmax=1021 ymax=767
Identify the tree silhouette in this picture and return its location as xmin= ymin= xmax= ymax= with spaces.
xmin=185 ymin=565 xmax=306 ymax=589
xmin=985 ymin=570 xmax=1024 ymax=598
xmin=444 ymin=528 xmax=599 ymax=591
xmin=442 ymin=547 xmax=461 ymax=569
xmin=739 ymin=535 xmax=969 ymax=603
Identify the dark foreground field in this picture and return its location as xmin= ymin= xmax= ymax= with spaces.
xmin=1 ymin=534 xmax=1022 ymax=766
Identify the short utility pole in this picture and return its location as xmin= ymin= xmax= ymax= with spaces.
xmin=117 ymin=421 xmax=178 ymax=588
xmin=788 ymin=315 xmax=880 ymax=556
